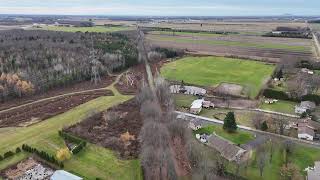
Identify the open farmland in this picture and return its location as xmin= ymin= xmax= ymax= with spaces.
xmin=147 ymin=32 xmax=314 ymax=62
xmin=33 ymin=25 xmax=132 ymax=32
xmin=142 ymin=21 xmax=309 ymax=34
xmin=161 ymin=56 xmax=275 ymax=98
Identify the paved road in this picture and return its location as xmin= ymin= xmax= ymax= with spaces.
xmin=176 ymin=111 xmax=320 ymax=148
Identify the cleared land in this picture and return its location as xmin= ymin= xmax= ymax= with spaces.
xmin=0 ymin=88 xmax=140 ymax=179
xmin=147 ymin=30 xmax=314 ymax=62
xmin=0 ymin=90 xmax=113 ymax=128
xmin=33 ymin=25 xmax=131 ymax=33
xmin=161 ymin=56 xmax=275 ymax=98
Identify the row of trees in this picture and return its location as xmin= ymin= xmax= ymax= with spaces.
xmin=0 ymin=147 xmax=21 ymax=161
xmin=58 ymin=130 xmax=87 ymax=154
xmin=22 ymin=144 xmax=64 ymax=168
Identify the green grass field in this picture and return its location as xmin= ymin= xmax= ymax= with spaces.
xmin=259 ymin=100 xmax=297 ymax=114
xmin=0 ymin=92 xmax=141 ymax=179
xmin=150 ymin=36 xmax=309 ymax=52
xmin=161 ymin=56 xmax=275 ymax=98
xmin=174 ymin=94 xmax=198 ymax=108
xmin=34 ymin=25 xmax=131 ymax=33
xmin=194 ymin=125 xmax=254 ymax=145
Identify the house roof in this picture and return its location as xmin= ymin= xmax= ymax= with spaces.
xmin=191 ymin=99 xmax=204 ymax=109
xmin=50 ymin=170 xmax=83 ymax=180
xmin=308 ymin=161 xmax=320 ymax=180
xmin=207 ymin=134 xmax=246 ymax=162
xmin=298 ymin=118 xmax=320 ymax=131
xmin=298 ymin=125 xmax=315 ymax=137
xmin=190 ymin=119 xmax=202 ymax=127
xmin=300 ymin=101 xmax=316 ymax=109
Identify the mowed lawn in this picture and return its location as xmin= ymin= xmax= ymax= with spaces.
xmin=0 ymin=94 xmax=142 ymax=179
xmin=259 ymin=100 xmax=298 ymax=115
xmin=161 ymin=56 xmax=275 ymax=98
xmin=34 ymin=25 xmax=131 ymax=33
xmin=194 ymin=125 xmax=254 ymax=145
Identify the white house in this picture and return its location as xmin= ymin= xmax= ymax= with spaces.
xmin=295 ymin=101 xmax=316 ymax=114
xmin=51 ymin=170 xmax=83 ymax=180
xmin=190 ymin=99 xmax=204 ymax=114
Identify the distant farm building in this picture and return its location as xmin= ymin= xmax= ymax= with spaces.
xmin=295 ymin=101 xmax=316 ymax=114
xmin=50 ymin=170 xmax=83 ymax=180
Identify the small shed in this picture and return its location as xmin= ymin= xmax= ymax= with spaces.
xmin=50 ymin=170 xmax=83 ymax=180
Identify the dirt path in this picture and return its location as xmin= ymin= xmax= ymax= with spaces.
xmin=0 ymin=72 xmax=125 ymax=114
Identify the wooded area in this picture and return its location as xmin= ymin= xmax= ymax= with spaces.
xmin=0 ymin=30 xmax=138 ymax=101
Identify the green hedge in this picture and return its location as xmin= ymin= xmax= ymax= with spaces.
xmin=302 ymin=94 xmax=320 ymax=105
xmin=59 ymin=131 xmax=87 ymax=154
xmin=263 ymin=89 xmax=293 ymax=101
xmin=22 ymin=144 xmax=64 ymax=168
xmin=263 ymin=89 xmax=320 ymax=105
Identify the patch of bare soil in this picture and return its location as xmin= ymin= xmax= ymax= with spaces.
xmin=0 ymin=75 xmax=115 ymax=111
xmin=115 ymin=64 xmax=146 ymax=95
xmin=0 ymin=90 xmax=113 ymax=128
xmin=65 ymin=99 xmax=142 ymax=159
xmin=0 ymin=157 xmax=54 ymax=179
xmin=115 ymin=62 xmax=163 ymax=95
xmin=205 ymin=96 xmax=258 ymax=109
xmin=213 ymin=83 xmax=244 ymax=97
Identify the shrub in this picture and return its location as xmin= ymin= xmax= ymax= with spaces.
xmin=72 ymin=141 xmax=87 ymax=154
xmin=223 ymin=112 xmax=237 ymax=132
xmin=0 ymin=155 xmax=3 ymax=161
xmin=56 ymin=148 xmax=71 ymax=161
xmin=16 ymin=147 xmax=21 ymax=153
xmin=261 ymin=121 xmax=268 ymax=131
xmin=3 ymin=151 xmax=14 ymax=159
xmin=59 ymin=131 xmax=87 ymax=154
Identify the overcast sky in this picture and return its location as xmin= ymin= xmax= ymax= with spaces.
xmin=0 ymin=0 xmax=319 ymax=16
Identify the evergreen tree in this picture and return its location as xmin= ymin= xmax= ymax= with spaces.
xmin=223 ymin=112 xmax=237 ymax=132
xmin=261 ymin=121 xmax=268 ymax=131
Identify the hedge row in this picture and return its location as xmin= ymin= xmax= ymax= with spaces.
xmin=263 ymin=88 xmax=320 ymax=105
xmin=59 ymin=131 xmax=84 ymax=144
xmin=0 ymin=147 xmax=21 ymax=161
xmin=59 ymin=131 xmax=87 ymax=154
xmin=22 ymin=144 xmax=64 ymax=168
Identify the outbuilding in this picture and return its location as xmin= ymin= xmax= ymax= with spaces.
xmin=50 ymin=170 xmax=83 ymax=180
xmin=190 ymin=99 xmax=204 ymax=114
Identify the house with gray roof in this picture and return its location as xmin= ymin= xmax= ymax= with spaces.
xmin=207 ymin=133 xmax=246 ymax=162
xmin=295 ymin=101 xmax=316 ymax=114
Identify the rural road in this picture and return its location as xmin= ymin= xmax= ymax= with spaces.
xmin=0 ymin=71 xmax=125 ymax=114
xmin=176 ymin=111 xmax=320 ymax=148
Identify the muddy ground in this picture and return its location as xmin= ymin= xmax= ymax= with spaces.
xmin=66 ymin=99 xmax=142 ymax=159
xmin=0 ymin=90 xmax=113 ymax=128
xmin=0 ymin=75 xmax=115 ymax=111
